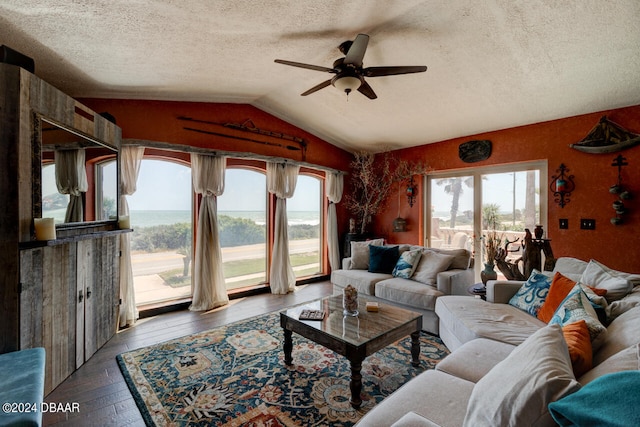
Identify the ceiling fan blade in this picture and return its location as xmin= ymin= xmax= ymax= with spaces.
xmin=343 ymin=34 xmax=369 ymax=67
xmin=363 ymin=65 xmax=427 ymax=77
xmin=357 ymin=80 xmax=377 ymax=99
xmin=301 ymin=79 xmax=332 ymax=96
xmin=274 ymin=59 xmax=335 ymax=73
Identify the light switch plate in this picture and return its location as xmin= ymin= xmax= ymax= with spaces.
xmin=580 ymin=219 xmax=595 ymax=230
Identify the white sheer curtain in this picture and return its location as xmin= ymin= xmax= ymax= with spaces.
xmin=190 ymin=154 xmax=228 ymax=311
xmin=119 ymin=146 xmax=145 ymax=327
xmin=326 ymin=172 xmax=344 ymax=271
xmin=267 ymin=162 xmax=299 ymax=294
xmin=55 ymin=149 xmax=88 ymax=223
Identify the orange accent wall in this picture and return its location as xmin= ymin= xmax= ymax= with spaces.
xmin=377 ymin=105 xmax=640 ymax=273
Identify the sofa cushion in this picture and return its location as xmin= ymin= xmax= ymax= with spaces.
xmin=537 ymin=272 xmax=577 ymax=323
xmin=431 ymin=248 xmax=471 ymax=270
xmin=593 ymin=306 xmax=640 ymax=366
xmin=355 ymin=369 xmax=474 ymax=427
xmin=349 ymin=238 xmax=385 ymax=270
xmin=606 ymin=285 xmax=640 ymax=321
xmin=463 ymin=324 xmax=581 ymax=427
xmin=412 ymin=251 xmax=454 ymax=285
xmin=562 ymin=320 xmax=592 ymax=378
xmin=580 ymin=259 xmax=634 ymax=302
xmin=368 ymin=245 xmax=399 ymax=273
xmin=435 ymin=338 xmax=515 ymax=383
xmin=330 ymin=269 xmax=391 ymax=295
xmin=375 ymin=278 xmax=443 ymax=311
xmin=550 ymin=284 xmax=607 ymax=349
xmin=392 ymin=249 xmax=422 ymax=279
xmin=508 ymin=269 xmax=552 ymax=316
xmin=435 ymin=296 xmax=545 ymax=349
xmin=580 ymin=343 xmax=640 ymax=385
xmin=553 ymin=257 xmax=589 ymax=282
xmin=390 ymin=412 xmax=438 ymax=427
xmin=549 ymin=371 xmax=640 ymax=427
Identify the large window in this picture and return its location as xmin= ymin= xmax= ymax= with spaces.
xmin=217 ymin=168 xmax=268 ymax=290
xmin=287 ymin=174 xmax=322 ymax=279
xmin=427 ymin=162 xmax=547 ymax=280
xmin=129 ymin=159 xmax=193 ymax=307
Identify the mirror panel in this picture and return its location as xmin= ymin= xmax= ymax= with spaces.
xmin=39 ymin=117 xmax=119 ymax=225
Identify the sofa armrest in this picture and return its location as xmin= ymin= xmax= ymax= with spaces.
xmin=436 ymin=268 xmax=474 ymax=296
xmin=342 ymin=257 xmax=352 ymax=270
xmin=486 ymin=280 xmax=524 ymax=303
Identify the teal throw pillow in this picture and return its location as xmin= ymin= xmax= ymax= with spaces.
xmin=549 ymin=371 xmax=640 ymax=427
xmin=550 ymin=284 xmax=607 ymax=345
xmin=392 ymin=249 xmax=422 ymax=279
xmin=368 ymin=245 xmax=400 ymax=274
xmin=508 ymin=269 xmax=552 ymax=316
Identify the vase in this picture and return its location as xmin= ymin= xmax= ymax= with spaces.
xmin=343 ymin=285 xmax=359 ymax=316
xmin=481 ymin=262 xmax=498 ymax=285
xmin=534 ymin=225 xmax=544 ymax=240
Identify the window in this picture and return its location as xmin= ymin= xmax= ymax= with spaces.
xmin=287 ymin=174 xmax=322 ymax=279
xmin=94 ymin=159 xmax=118 ymax=220
xmin=217 ymin=168 xmax=268 ymax=290
xmin=427 ymin=162 xmax=547 ymax=280
xmin=129 ymin=159 xmax=193 ymax=307
xmin=41 ymin=163 xmax=69 ymax=223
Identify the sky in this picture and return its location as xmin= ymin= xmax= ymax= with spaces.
xmin=430 ymin=171 xmax=540 ymax=216
xmin=128 ymin=160 xmax=320 ymax=211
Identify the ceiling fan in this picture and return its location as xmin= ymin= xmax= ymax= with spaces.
xmin=274 ymin=34 xmax=427 ymax=99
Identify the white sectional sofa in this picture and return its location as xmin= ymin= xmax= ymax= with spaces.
xmin=331 ymin=241 xmax=474 ymax=334
xmin=355 ymin=257 xmax=640 ymax=427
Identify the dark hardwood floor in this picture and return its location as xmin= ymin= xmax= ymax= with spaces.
xmin=43 ymin=281 xmax=334 ymax=426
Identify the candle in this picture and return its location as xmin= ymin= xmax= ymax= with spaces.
xmin=118 ymin=215 xmax=131 ymax=229
xmin=34 ymin=218 xmax=56 ymax=240
xmin=556 ymin=178 xmax=567 ymax=193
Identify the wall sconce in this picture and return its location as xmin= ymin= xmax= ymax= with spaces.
xmin=550 ymin=163 xmax=575 ymax=208
xmin=393 ymin=217 xmax=407 ymax=232
xmin=406 ymin=176 xmax=417 ymax=207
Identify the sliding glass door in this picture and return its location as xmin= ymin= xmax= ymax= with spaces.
xmin=427 ymin=162 xmax=547 ymax=281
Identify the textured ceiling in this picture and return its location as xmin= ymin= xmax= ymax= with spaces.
xmin=2 ymin=1 xmax=640 ymax=152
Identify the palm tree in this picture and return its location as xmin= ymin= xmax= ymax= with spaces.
xmin=436 ymin=177 xmax=473 ymax=229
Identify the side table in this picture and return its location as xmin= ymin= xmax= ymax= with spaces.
xmin=468 ymin=283 xmax=486 ymax=300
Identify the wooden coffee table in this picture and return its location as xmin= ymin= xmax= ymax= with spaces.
xmin=280 ymin=294 xmax=422 ymax=408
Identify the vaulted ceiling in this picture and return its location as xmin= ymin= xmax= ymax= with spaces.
xmin=2 ymin=1 xmax=640 ymax=152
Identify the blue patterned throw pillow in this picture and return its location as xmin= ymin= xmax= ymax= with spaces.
xmin=508 ymin=269 xmax=552 ymax=316
xmin=392 ymin=249 xmax=422 ymax=279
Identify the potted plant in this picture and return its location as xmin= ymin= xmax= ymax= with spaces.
xmin=481 ymin=230 xmax=503 ymax=285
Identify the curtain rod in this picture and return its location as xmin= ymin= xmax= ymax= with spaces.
xmin=122 ymin=139 xmax=347 ymax=175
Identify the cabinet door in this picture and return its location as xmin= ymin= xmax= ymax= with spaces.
xmin=21 ymin=244 xmax=78 ymax=395
xmin=80 ymin=235 xmax=120 ymax=361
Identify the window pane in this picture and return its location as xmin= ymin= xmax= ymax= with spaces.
xmin=95 ymin=159 xmax=117 ymax=220
xmin=129 ymin=160 xmax=193 ymax=306
xmin=287 ymin=175 xmax=322 ymax=278
xmin=429 ymin=176 xmax=474 ymax=250
xmin=42 ymin=163 xmax=69 ymax=224
xmin=481 ymin=170 xmax=540 ymax=263
xmin=217 ymin=168 xmax=267 ymax=289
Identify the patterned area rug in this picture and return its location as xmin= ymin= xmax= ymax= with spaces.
xmin=117 ymin=311 xmax=449 ymax=426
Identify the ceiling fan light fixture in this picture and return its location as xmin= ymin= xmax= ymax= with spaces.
xmin=332 ymin=75 xmax=361 ymax=95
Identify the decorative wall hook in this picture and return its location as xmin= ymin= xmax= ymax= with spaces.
xmin=610 ymin=155 xmax=632 ymax=225
xmin=550 ymin=163 xmax=575 ymax=208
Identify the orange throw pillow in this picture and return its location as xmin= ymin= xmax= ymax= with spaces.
xmin=537 ymin=272 xmax=577 ymax=323
xmin=562 ymin=320 xmax=593 ymax=378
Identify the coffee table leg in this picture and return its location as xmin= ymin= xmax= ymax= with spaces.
xmin=283 ymin=329 xmax=293 ymax=365
xmin=349 ymin=358 xmax=363 ymax=408
xmin=411 ymin=331 xmax=420 ymax=367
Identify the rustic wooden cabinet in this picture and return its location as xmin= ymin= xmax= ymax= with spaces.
xmin=19 ymin=236 xmax=120 ymax=393
xmin=1 ymin=63 xmax=125 ymax=394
